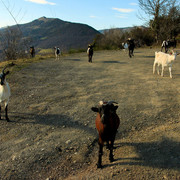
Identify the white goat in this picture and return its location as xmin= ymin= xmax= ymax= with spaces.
xmin=0 ymin=65 xmax=11 ymax=121
xmin=122 ymin=42 xmax=128 ymax=52
xmin=153 ymin=51 xmax=179 ymax=78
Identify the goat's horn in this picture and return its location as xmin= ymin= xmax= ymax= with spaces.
xmin=99 ymin=101 xmax=104 ymax=105
xmin=107 ymin=100 xmax=118 ymax=105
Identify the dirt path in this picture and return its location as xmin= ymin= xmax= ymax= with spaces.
xmin=0 ymin=49 xmax=180 ymax=180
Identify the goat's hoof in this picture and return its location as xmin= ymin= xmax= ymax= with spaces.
xmin=109 ymin=157 xmax=114 ymax=162
xmin=97 ymin=163 xmax=102 ymax=169
xmin=106 ymin=145 xmax=110 ymax=150
xmin=6 ymin=118 xmax=10 ymax=122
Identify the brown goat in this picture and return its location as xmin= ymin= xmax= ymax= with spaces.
xmin=30 ymin=46 xmax=35 ymax=58
xmin=91 ymin=100 xmax=120 ymax=168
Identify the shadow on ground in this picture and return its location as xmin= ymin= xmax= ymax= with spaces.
xmin=64 ymin=58 xmax=81 ymax=61
xmin=8 ymin=112 xmax=97 ymax=136
xmin=104 ymin=138 xmax=180 ymax=171
xmin=98 ymin=61 xmax=127 ymax=64
xmin=6 ymin=109 xmax=180 ymax=172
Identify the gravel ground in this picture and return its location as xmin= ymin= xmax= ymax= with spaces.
xmin=0 ymin=49 xmax=180 ymax=180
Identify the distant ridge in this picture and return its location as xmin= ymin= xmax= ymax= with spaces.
xmin=1 ymin=17 xmax=101 ymax=51
xmin=99 ymin=26 xmax=146 ymax=33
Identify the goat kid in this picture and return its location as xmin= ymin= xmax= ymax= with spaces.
xmin=0 ymin=65 xmax=11 ymax=121
xmin=91 ymin=101 xmax=120 ymax=168
xmin=153 ymin=51 xmax=179 ymax=78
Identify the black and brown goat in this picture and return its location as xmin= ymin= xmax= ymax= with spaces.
xmin=91 ymin=100 xmax=120 ymax=168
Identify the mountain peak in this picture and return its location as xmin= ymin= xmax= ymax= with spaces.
xmin=39 ymin=16 xmax=47 ymax=20
xmin=37 ymin=16 xmax=56 ymax=22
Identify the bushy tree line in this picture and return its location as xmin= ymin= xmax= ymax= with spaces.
xmin=94 ymin=1 xmax=180 ymax=50
xmin=94 ymin=27 xmax=155 ymax=50
xmin=153 ymin=6 xmax=180 ymax=41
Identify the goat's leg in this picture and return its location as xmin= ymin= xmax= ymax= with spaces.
xmin=165 ymin=47 xmax=168 ymax=53
xmin=169 ymin=66 xmax=172 ymax=78
xmin=106 ymin=141 xmax=110 ymax=149
xmin=161 ymin=46 xmax=163 ymax=52
xmin=161 ymin=66 xmax=164 ymax=77
xmin=129 ymin=49 xmax=131 ymax=58
xmin=153 ymin=62 xmax=156 ymax=74
xmin=88 ymin=55 xmax=92 ymax=63
xmin=132 ymin=49 xmax=134 ymax=56
xmin=90 ymin=55 xmax=92 ymax=63
xmin=109 ymin=140 xmax=114 ymax=162
xmin=89 ymin=55 xmax=91 ymax=62
xmin=130 ymin=50 xmax=133 ymax=58
xmin=97 ymin=141 xmax=103 ymax=168
xmin=0 ymin=105 xmax=1 ymax=120
xmin=157 ymin=65 xmax=160 ymax=75
xmin=5 ymin=104 xmax=10 ymax=122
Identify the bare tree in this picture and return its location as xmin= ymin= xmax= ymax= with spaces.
xmin=0 ymin=0 xmax=29 ymax=60
xmin=138 ymin=0 xmax=177 ymax=42
xmin=0 ymin=26 xmax=29 ymax=60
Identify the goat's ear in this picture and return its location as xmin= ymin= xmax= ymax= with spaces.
xmin=91 ymin=107 xmax=99 ymax=112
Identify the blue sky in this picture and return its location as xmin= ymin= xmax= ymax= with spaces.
xmin=0 ymin=0 xmax=147 ymax=30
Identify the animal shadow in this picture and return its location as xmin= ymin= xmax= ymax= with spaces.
xmin=101 ymin=61 xmax=127 ymax=64
xmin=65 ymin=58 xmax=81 ymax=61
xmin=107 ymin=137 xmax=180 ymax=170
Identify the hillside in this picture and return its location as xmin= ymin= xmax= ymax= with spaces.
xmin=1 ymin=17 xmax=101 ymax=51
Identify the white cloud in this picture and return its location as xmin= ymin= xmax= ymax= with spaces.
xmin=25 ymin=0 xmax=56 ymax=5
xmin=129 ymin=3 xmax=138 ymax=6
xmin=89 ymin=15 xmax=97 ymax=18
xmin=112 ymin=7 xmax=135 ymax=13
